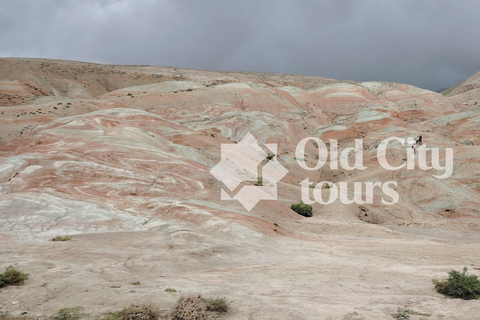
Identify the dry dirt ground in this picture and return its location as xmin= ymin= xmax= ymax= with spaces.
xmin=2 ymin=223 xmax=480 ymax=319
xmin=1 ymin=59 xmax=480 ymax=319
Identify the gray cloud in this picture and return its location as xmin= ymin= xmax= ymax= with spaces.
xmin=1 ymin=0 xmax=479 ymax=91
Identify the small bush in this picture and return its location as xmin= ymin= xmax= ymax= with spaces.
xmin=254 ymin=177 xmax=263 ymax=186
xmin=171 ymin=295 xmax=207 ymax=320
xmin=290 ymin=202 xmax=313 ymax=217
xmin=433 ymin=267 xmax=480 ymax=300
xmin=266 ymin=153 xmax=274 ymax=160
xmin=51 ymin=307 xmax=88 ymax=320
xmin=52 ymin=236 xmax=72 ymax=242
xmin=129 ymin=281 xmax=141 ymax=285
xmin=204 ymin=297 xmax=228 ymax=313
xmin=392 ymin=307 xmax=409 ymax=320
xmin=392 ymin=307 xmax=431 ymax=320
xmin=165 ymin=288 xmax=176 ymax=292
xmin=101 ymin=305 xmax=159 ymax=320
xmin=0 ymin=266 xmax=29 ymax=288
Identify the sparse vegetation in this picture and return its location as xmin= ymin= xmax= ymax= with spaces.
xmin=433 ymin=267 xmax=480 ymax=300
xmin=290 ymin=202 xmax=313 ymax=217
xmin=171 ymin=295 xmax=207 ymax=320
xmin=392 ymin=307 xmax=431 ymax=319
xmin=170 ymin=295 xmax=229 ymax=319
xmin=51 ymin=307 xmax=88 ymax=320
xmin=165 ymin=288 xmax=176 ymax=292
xmin=51 ymin=236 xmax=72 ymax=242
xmin=392 ymin=307 xmax=409 ymax=320
xmin=129 ymin=281 xmax=141 ymax=286
xmin=204 ymin=297 xmax=229 ymax=313
xmin=0 ymin=314 xmax=25 ymax=320
xmin=309 ymin=182 xmax=332 ymax=189
xmin=254 ymin=177 xmax=263 ymax=186
xmin=100 ymin=305 xmax=160 ymax=320
xmin=266 ymin=153 xmax=274 ymax=160
xmin=0 ymin=266 xmax=29 ymax=288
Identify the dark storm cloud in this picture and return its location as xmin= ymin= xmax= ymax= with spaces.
xmin=1 ymin=0 xmax=479 ymax=91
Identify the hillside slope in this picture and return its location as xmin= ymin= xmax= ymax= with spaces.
xmin=1 ymin=59 xmax=480 ymax=319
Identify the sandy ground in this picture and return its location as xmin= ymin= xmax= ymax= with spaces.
xmin=2 ymin=219 xmax=480 ymax=320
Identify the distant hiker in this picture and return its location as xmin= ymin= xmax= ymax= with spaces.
xmin=411 ymin=134 xmax=423 ymax=154
xmin=416 ymin=134 xmax=423 ymax=146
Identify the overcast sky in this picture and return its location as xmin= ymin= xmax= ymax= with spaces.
xmin=1 ymin=0 xmax=479 ymax=91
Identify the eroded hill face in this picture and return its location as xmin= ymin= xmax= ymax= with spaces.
xmin=1 ymin=59 xmax=480 ymax=319
xmin=1 ymin=58 xmax=479 ymax=238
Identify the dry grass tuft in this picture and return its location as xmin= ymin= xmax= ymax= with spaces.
xmin=171 ymin=295 xmax=207 ymax=320
xmin=51 ymin=236 xmax=72 ymax=242
xmin=101 ymin=305 xmax=161 ymax=320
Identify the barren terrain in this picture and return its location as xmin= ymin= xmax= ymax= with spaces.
xmin=1 ymin=58 xmax=480 ymax=319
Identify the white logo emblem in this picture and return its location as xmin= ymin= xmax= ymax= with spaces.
xmin=210 ymin=132 xmax=288 ymax=211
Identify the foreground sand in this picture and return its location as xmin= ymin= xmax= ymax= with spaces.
xmin=2 ymin=220 xmax=480 ymax=319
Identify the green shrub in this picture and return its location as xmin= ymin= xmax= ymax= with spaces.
xmin=100 ymin=305 xmax=159 ymax=320
xmin=165 ymin=288 xmax=176 ymax=292
xmin=290 ymin=202 xmax=312 ymax=217
xmin=433 ymin=267 xmax=480 ymax=300
xmin=392 ymin=307 xmax=409 ymax=320
xmin=0 ymin=266 xmax=29 ymax=288
xmin=266 ymin=153 xmax=274 ymax=160
xmin=51 ymin=307 xmax=88 ymax=320
xmin=171 ymin=295 xmax=207 ymax=320
xmin=204 ymin=297 xmax=228 ymax=313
